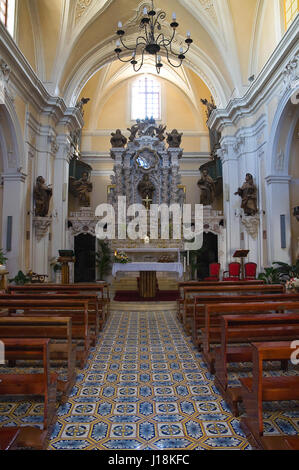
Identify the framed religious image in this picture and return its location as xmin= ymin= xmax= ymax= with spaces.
xmin=135 ymin=147 xmax=159 ymax=172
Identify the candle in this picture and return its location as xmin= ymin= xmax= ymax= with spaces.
xmin=172 ymin=12 xmax=176 ymax=20
xmin=180 ymin=47 xmax=184 ymax=54
xmin=116 ymin=40 xmax=120 ymax=47
xmin=143 ymin=7 xmax=148 ymax=15
xmin=187 ymin=31 xmax=191 ymax=38
xmin=118 ymin=21 xmax=122 ymax=28
xmin=157 ymin=55 xmax=161 ymax=63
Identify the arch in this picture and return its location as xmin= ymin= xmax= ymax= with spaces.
xmin=62 ymin=38 xmax=231 ymax=109
xmin=0 ymin=97 xmax=24 ymax=172
xmin=267 ymin=85 xmax=299 ymax=176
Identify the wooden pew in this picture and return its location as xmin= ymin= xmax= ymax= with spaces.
xmin=0 ymin=427 xmax=20 ymax=450
xmin=0 ymin=426 xmax=51 ymax=450
xmin=0 ymin=316 xmax=76 ymax=402
xmin=0 ymin=298 xmax=90 ymax=367
xmin=0 ymin=293 xmax=101 ymax=341
xmin=202 ymin=300 xmax=299 ymax=373
xmin=192 ymin=292 xmax=299 ymax=348
xmin=0 ymin=338 xmax=58 ymax=430
xmin=240 ymin=341 xmax=299 ymax=450
xmin=177 ymin=280 xmax=264 ymax=324
xmin=214 ymin=313 xmax=299 ymax=415
xmin=8 ymin=282 xmax=110 ymax=326
xmin=181 ymin=284 xmax=284 ymax=334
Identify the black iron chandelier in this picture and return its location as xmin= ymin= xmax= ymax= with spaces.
xmin=114 ymin=1 xmax=193 ymax=74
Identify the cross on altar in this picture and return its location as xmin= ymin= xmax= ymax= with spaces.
xmin=142 ymin=195 xmax=152 ymax=210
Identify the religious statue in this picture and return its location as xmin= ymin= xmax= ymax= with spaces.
xmin=197 ymin=169 xmax=215 ymax=206
xmin=110 ymin=129 xmax=127 ymax=148
xmin=166 ymin=129 xmax=183 ymax=148
xmin=127 ymin=122 xmax=140 ymax=142
xmin=75 ymin=97 xmax=90 ymax=116
xmin=155 ymin=124 xmax=166 ymax=141
xmin=70 ymin=171 xmax=93 ymax=207
xmin=200 ymin=96 xmax=217 ymax=121
xmin=33 ymin=176 xmax=53 ymax=217
xmin=235 ymin=173 xmax=258 ymax=216
xmin=137 ymin=174 xmax=155 ymax=208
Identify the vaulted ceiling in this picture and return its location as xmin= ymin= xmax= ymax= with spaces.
xmin=17 ymin=0 xmax=285 ymax=108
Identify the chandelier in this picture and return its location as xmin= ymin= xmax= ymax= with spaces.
xmin=114 ymin=1 xmax=193 ymax=74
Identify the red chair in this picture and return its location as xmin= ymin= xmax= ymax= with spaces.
xmin=244 ymin=262 xmax=257 ymax=280
xmin=223 ymin=262 xmax=241 ymax=281
xmin=204 ymin=263 xmax=221 ymax=281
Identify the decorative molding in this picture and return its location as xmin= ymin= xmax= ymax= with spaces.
xmin=75 ymin=0 xmax=93 ymax=24
xmin=33 ymin=217 xmax=51 ymax=241
xmin=241 ymin=214 xmax=260 ymax=240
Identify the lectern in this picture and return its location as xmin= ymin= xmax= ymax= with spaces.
xmin=233 ymin=250 xmax=249 ymax=280
xmin=58 ymin=250 xmax=75 ymax=284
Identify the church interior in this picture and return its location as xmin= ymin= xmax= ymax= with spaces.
xmin=0 ymin=0 xmax=298 ymax=452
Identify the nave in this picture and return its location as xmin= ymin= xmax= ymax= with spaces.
xmin=1 ymin=309 xmax=298 ymax=451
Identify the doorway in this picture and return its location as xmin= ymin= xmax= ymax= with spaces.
xmin=196 ymin=232 xmax=218 ymax=280
xmin=74 ymin=233 xmax=96 ymax=282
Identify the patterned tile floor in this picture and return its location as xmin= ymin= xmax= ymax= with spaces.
xmin=1 ymin=310 xmax=299 ymax=450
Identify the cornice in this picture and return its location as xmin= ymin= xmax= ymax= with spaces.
xmin=209 ymin=16 xmax=299 ymax=130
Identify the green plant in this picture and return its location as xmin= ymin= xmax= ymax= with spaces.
xmin=95 ymin=240 xmax=112 ymax=280
xmin=9 ymin=270 xmax=31 ymax=285
xmin=0 ymin=249 xmax=8 ymax=265
xmin=257 ymin=267 xmax=281 ymax=284
xmin=272 ymin=261 xmax=299 ymax=282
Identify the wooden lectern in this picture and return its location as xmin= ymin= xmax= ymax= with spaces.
xmin=57 ymin=255 xmax=75 ymax=284
xmin=233 ymin=250 xmax=249 ymax=280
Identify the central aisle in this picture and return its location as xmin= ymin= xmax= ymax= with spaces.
xmin=49 ymin=310 xmax=251 ymax=450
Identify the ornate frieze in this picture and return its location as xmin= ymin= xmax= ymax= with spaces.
xmin=282 ymin=53 xmax=299 ymax=93
xmin=0 ymin=57 xmax=11 ymax=104
xmin=75 ymin=0 xmax=93 ymax=23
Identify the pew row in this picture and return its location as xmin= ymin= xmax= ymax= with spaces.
xmin=202 ymin=301 xmax=299 ymax=373
xmin=0 ymin=338 xmax=57 ymax=430
xmin=214 ymin=313 xmax=299 ymax=416
xmin=0 ymin=316 xmax=76 ymax=402
xmin=240 ymin=341 xmax=299 ymax=450
xmin=0 ymin=298 xmax=90 ymax=367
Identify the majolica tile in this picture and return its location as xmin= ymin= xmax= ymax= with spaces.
xmin=1 ymin=309 xmax=298 ymax=450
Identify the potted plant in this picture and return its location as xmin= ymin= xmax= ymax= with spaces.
xmin=96 ymin=240 xmax=112 ymax=281
xmin=9 ymin=270 xmax=31 ymax=285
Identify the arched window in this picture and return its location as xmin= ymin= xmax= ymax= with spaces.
xmin=284 ymin=0 xmax=298 ymax=29
xmin=131 ymin=75 xmax=161 ymax=121
xmin=0 ymin=0 xmax=16 ymax=36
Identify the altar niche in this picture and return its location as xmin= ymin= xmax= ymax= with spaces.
xmin=74 ymin=233 xmax=96 ymax=282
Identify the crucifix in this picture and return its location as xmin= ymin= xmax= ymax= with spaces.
xmin=142 ymin=195 xmax=152 ymax=210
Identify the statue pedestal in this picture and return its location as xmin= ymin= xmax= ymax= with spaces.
xmin=57 ymin=256 xmax=75 ymax=284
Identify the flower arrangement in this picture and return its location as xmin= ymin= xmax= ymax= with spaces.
xmin=114 ymin=250 xmax=130 ymax=264
xmin=285 ymin=277 xmax=299 ymax=292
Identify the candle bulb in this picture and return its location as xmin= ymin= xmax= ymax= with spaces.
xmin=143 ymin=7 xmax=148 ymax=15
xmin=180 ymin=47 xmax=184 ymax=54
xmin=116 ymin=40 xmax=120 ymax=47
xmin=118 ymin=21 xmax=122 ymax=29
xmin=157 ymin=55 xmax=161 ymax=63
xmin=172 ymin=12 xmax=176 ymax=20
xmin=187 ymin=31 xmax=191 ymax=38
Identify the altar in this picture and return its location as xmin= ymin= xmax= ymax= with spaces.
xmin=112 ymin=248 xmax=184 ymax=298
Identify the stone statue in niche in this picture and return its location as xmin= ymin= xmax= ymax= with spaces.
xmin=33 ymin=176 xmax=53 ymax=217
xmin=75 ymin=97 xmax=90 ymax=115
xmin=70 ymin=171 xmax=93 ymax=207
xmin=166 ymin=129 xmax=183 ymax=148
xmin=137 ymin=174 xmax=155 ymax=207
xmin=197 ymin=169 xmax=215 ymax=206
xmin=235 ymin=173 xmax=258 ymax=216
xmin=110 ymin=129 xmax=127 ymax=148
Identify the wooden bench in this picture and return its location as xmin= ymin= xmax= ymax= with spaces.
xmin=214 ymin=313 xmax=299 ymax=415
xmin=0 ymin=427 xmax=20 ymax=450
xmin=8 ymin=282 xmax=110 ymax=326
xmin=202 ymin=300 xmax=299 ymax=373
xmin=180 ymin=284 xmax=285 ymax=334
xmin=0 ymin=338 xmax=58 ymax=430
xmin=0 ymin=292 xmax=101 ymax=341
xmin=0 ymin=316 xmax=76 ymax=402
xmin=240 ymin=341 xmax=299 ymax=450
xmin=0 ymin=298 xmax=90 ymax=367
xmin=192 ymin=292 xmax=299 ymax=348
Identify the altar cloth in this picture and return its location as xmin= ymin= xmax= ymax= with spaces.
xmin=112 ymin=262 xmax=184 ymax=278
